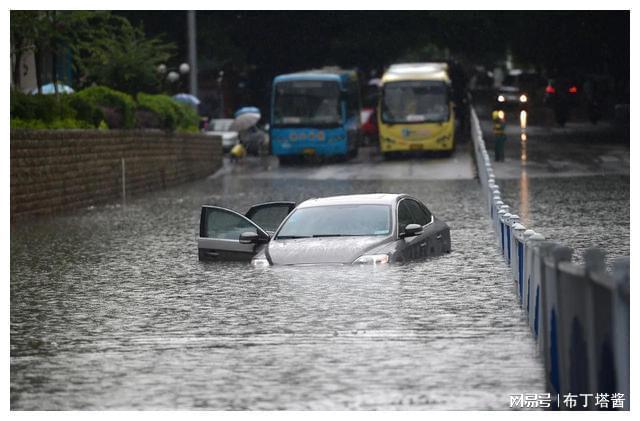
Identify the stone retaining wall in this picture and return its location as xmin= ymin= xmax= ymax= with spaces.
xmin=10 ymin=129 xmax=222 ymax=220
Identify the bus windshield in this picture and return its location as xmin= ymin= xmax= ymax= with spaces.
xmin=273 ymin=80 xmax=342 ymax=127
xmin=381 ymin=80 xmax=449 ymax=124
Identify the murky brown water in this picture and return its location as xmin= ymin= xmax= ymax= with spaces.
xmin=11 ymin=173 xmax=545 ymax=410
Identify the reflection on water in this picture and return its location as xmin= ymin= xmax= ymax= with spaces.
xmin=519 ymin=110 xmax=527 ymax=130
xmin=11 ymin=177 xmax=544 ymax=410
xmin=518 ymin=124 xmax=529 ymax=225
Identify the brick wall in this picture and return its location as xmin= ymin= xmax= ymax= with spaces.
xmin=10 ymin=129 xmax=222 ymax=220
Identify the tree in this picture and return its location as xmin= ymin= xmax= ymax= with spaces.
xmin=10 ymin=11 xmax=175 ymax=95
xmin=78 ymin=16 xmax=175 ymax=94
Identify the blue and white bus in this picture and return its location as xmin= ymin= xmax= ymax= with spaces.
xmin=270 ymin=68 xmax=361 ymax=164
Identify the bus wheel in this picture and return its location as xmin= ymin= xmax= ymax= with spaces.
xmin=348 ymin=148 xmax=358 ymax=160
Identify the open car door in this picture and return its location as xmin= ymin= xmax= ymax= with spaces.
xmin=244 ymin=201 xmax=296 ymax=234
xmin=198 ymin=202 xmax=295 ymax=261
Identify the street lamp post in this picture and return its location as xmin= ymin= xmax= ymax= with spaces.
xmin=157 ymin=62 xmax=190 ymax=94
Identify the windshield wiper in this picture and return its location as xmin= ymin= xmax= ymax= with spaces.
xmin=276 ymin=235 xmax=311 ymax=239
xmin=312 ymin=234 xmax=346 ymax=237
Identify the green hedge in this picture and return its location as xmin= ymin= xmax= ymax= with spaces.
xmin=75 ymin=86 xmax=136 ymax=129
xmin=10 ymin=90 xmax=102 ymax=128
xmin=10 ymin=87 xmax=199 ymax=132
xmin=137 ymin=93 xmax=199 ymax=132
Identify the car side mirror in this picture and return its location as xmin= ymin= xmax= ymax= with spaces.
xmin=402 ymin=223 xmax=423 ymax=238
xmin=239 ymin=231 xmax=259 ymax=244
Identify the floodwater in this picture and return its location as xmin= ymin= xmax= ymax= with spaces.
xmin=11 ymin=158 xmax=546 ymax=410
xmin=497 ymin=175 xmax=630 ymax=269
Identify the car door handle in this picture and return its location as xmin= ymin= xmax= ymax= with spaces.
xmin=436 ymin=234 xmax=442 ymax=240
xmin=420 ymin=242 xmax=427 ymax=247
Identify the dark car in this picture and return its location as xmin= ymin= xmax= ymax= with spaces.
xmin=197 ymin=194 xmax=451 ymax=266
xmin=544 ymin=78 xmax=580 ymax=126
xmin=495 ymin=73 xmax=530 ymax=111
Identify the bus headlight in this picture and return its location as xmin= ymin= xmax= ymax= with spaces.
xmin=353 ymin=254 xmax=390 ymax=265
xmin=497 ymin=95 xmax=505 ymax=103
xmin=519 ymin=94 xmax=528 ymax=103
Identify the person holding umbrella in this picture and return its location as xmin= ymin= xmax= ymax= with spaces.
xmin=229 ymin=107 xmax=267 ymax=158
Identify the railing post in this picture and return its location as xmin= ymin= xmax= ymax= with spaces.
xmin=498 ymin=208 xmax=507 ymax=255
xmin=555 ymin=248 xmax=597 ymax=403
xmin=511 ymin=222 xmax=526 ymax=301
xmin=583 ymin=248 xmax=616 ymax=403
xmin=612 ymin=257 xmax=630 ymax=409
xmin=525 ymin=233 xmax=546 ymax=338
xmin=543 ymin=244 xmax=572 ymax=399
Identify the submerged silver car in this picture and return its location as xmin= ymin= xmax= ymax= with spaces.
xmin=197 ymin=194 xmax=451 ymax=266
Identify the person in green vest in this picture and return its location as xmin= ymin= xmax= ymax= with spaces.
xmin=492 ymin=109 xmax=506 ymax=162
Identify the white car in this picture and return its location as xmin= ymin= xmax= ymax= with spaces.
xmin=205 ymin=119 xmax=239 ymax=153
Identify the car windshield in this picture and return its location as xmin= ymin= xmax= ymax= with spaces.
xmin=276 ymin=204 xmax=391 ymax=238
xmin=273 ymin=80 xmax=342 ymax=127
xmin=381 ymin=80 xmax=449 ymax=123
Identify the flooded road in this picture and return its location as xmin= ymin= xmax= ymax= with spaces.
xmin=11 ymin=146 xmax=547 ymax=410
xmin=477 ymin=105 xmax=630 ymax=267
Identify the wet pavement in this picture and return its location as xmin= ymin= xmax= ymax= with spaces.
xmin=11 ymin=144 xmax=547 ymax=410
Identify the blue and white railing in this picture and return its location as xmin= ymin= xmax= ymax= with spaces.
xmin=470 ymin=107 xmax=630 ymax=409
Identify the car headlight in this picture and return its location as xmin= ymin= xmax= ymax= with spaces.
xmin=251 ymin=257 xmax=270 ymax=267
xmin=519 ymin=94 xmax=528 ymax=103
xmin=497 ymin=95 xmax=505 ymax=103
xmin=353 ymin=254 xmax=390 ymax=265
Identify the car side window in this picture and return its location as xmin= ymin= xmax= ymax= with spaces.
xmin=206 ymin=208 xmax=257 ymax=240
xmin=398 ymin=200 xmax=414 ymax=233
xmin=246 ymin=205 xmax=292 ymax=233
xmin=405 ymin=199 xmax=431 ymax=226
xmin=420 ymin=203 xmax=432 ymax=222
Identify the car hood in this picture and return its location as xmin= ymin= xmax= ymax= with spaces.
xmin=266 ymin=236 xmax=391 ymax=265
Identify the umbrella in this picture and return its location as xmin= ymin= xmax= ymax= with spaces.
xmin=229 ymin=107 xmax=261 ymax=132
xmin=29 ymin=82 xmax=75 ymax=95
xmin=172 ymin=93 xmax=201 ymax=107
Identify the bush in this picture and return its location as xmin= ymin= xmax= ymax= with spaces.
xmin=136 ymin=93 xmax=199 ymax=132
xmin=136 ymin=93 xmax=177 ymax=131
xmin=10 ymin=87 xmax=199 ymax=132
xmin=63 ymin=95 xmax=104 ymax=127
xmin=76 ymin=86 xmax=136 ymax=128
xmin=11 ymin=117 xmax=93 ymax=129
xmin=11 ymin=91 xmax=74 ymax=123
xmin=171 ymin=101 xmax=200 ymax=132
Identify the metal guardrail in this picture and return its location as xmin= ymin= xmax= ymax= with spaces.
xmin=470 ymin=107 xmax=630 ymax=410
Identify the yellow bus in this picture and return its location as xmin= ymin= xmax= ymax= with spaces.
xmin=378 ymin=63 xmax=455 ymax=157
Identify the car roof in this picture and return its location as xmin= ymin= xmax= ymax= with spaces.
xmin=296 ymin=193 xmax=406 ymax=209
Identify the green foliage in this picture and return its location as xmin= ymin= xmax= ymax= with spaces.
xmin=81 ymin=18 xmax=175 ymax=94
xmin=137 ymin=93 xmax=177 ymax=131
xmin=63 ymin=95 xmax=105 ymax=127
xmin=10 ymin=87 xmax=198 ymax=132
xmin=171 ymin=101 xmax=200 ymax=132
xmin=11 ymin=91 xmax=60 ymax=122
xmin=137 ymin=93 xmax=199 ymax=132
xmin=11 ymin=118 xmax=93 ymax=130
xmin=10 ymin=11 xmax=174 ymax=95
xmin=76 ymin=86 xmax=136 ymax=128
